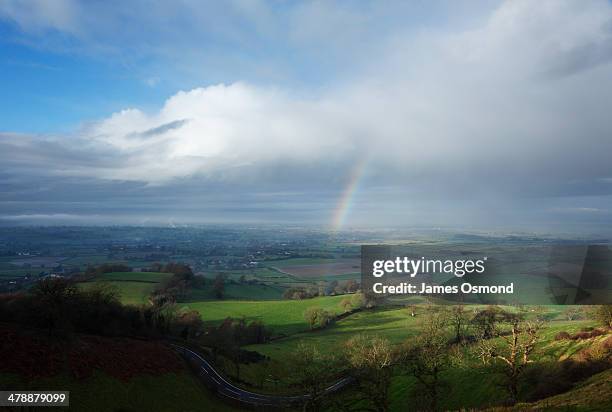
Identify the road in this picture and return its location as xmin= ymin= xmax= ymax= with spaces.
xmin=170 ymin=343 xmax=353 ymax=408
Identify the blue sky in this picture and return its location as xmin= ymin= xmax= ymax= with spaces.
xmin=0 ymin=0 xmax=490 ymax=132
xmin=1 ymin=0 xmax=612 ymax=233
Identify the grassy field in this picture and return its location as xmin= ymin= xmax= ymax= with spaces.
xmin=0 ymin=371 xmax=239 ymax=412
xmin=184 ymin=294 xmax=347 ymax=335
xmin=77 ymin=272 xmax=171 ymax=305
xmin=95 ymin=271 xmax=171 ymax=283
xmin=268 ymin=257 xmax=338 ymax=267
xmin=226 ymin=304 xmax=605 ymax=407
xmin=519 ymin=369 xmax=612 ymax=411
xmin=185 ymin=283 xmax=284 ymax=301
xmin=244 ymin=305 xmax=592 ymax=360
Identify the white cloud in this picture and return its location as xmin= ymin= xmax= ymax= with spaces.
xmin=3 ymin=0 xmax=612 ymax=206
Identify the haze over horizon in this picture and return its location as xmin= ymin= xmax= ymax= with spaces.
xmin=2 ymin=0 xmax=612 ymax=234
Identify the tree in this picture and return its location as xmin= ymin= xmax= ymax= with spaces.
xmin=351 ymin=292 xmax=366 ymax=309
xmin=174 ymin=308 xmax=204 ymax=339
xmin=564 ymin=307 xmax=583 ymax=321
xmin=326 ymin=280 xmax=339 ymax=295
xmin=449 ymin=305 xmax=469 ymax=343
xmin=213 ymin=274 xmax=225 ymax=299
xmin=472 ymin=306 xmax=516 ymax=339
xmin=592 ymin=305 xmax=612 ymax=328
xmin=476 ymin=317 xmax=544 ymax=404
xmin=31 ymin=277 xmax=78 ymax=336
xmin=344 ymin=334 xmax=394 ymax=412
xmin=345 ymin=279 xmax=360 ymax=293
xmin=289 ymin=344 xmax=340 ymax=411
xmin=399 ymin=311 xmax=451 ymax=411
xmin=339 ymin=297 xmax=353 ymax=313
xmin=304 ymin=307 xmax=334 ymax=330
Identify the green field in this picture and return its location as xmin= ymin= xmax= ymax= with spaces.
xmin=222 ymin=303 xmax=605 ymax=407
xmin=185 ymin=283 xmax=284 ymax=301
xmin=268 ymin=257 xmax=337 ymax=267
xmin=184 ymin=294 xmax=347 ymax=335
xmin=78 ymin=272 xmax=171 ymax=305
xmin=247 ymin=306 xmax=422 ymax=357
xmin=0 ymin=371 xmax=239 ymax=412
xmin=95 ymin=271 xmax=171 ymax=283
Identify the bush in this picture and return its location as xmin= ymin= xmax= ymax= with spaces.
xmin=571 ymin=328 xmax=606 ymax=340
xmin=304 ymin=307 xmax=335 ymax=330
xmin=0 ymin=277 xmax=204 ymax=339
xmin=555 ymin=331 xmax=571 ymax=340
xmin=592 ymin=305 xmax=612 ymax=328
xmin=283 ymin=286 xmax=318 ymax=300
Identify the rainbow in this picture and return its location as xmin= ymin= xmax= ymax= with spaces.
xmin=331 ymin=157 xmax=368 ymax=231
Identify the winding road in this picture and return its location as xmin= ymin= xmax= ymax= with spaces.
xmin=170 ymin=343 xmax=353 ymax=408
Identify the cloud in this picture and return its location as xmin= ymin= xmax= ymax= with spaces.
xmin=0 ymin=0 xmax=80 ymax=34
xmin=2 ymin=0 xmax=612 ymax=229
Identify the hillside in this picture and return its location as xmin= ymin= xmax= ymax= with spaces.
xmin=0 ymin=323 xmax=237 ymax=411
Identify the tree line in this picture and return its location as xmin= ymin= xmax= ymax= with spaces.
xmin=290 ymin=304 xmax=612 ymax=412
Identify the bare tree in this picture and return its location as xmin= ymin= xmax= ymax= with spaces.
xmin=304 ymin=307 xmax=334 ymax=330
xmin=340 ymin=297 xmax=353 ymax=313
xmin=448 ymin=305 xmax=469 ymax=343
xmin=564 ymin=307 xmax=583 ymax=321
xmin=290 ymin=344 xmax=340 ymax=412
xmin=344 ymin=334 xmax=394 ymax=412
xmin=399 ymin=311 xmax=450 ymax=411
xmin=476 ymin=317 xmax=544 ymax=404
xmin=592 ymin=305 xmax=612 ymax=328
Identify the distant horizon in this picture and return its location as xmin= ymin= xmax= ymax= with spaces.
xmin=0 ymin=222 xmax=610 ymax=239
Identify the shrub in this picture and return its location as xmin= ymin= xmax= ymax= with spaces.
xmin=592 ymin=305 xmax=612 ymax=328
xmin=571 ymin=328 xmax=606 ymax=340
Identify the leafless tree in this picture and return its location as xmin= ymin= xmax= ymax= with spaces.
xmin=399 ymin=311 xmax=450 ymax=411
xmin=344 ymin=334 xmax=395 ymax=412
xmin=476 ymin=317 xmax=544 ymax=404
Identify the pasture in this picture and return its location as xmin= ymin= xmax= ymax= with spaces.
xmin=185 ymin=283 xmax=284 ymax=301
xmin=232 ymin=304 xmax=602 ymax=404
xmin=77 ymin=271 xmax=171 ymax=305
xmin=184 ymin=295 xmax=347 ymax=336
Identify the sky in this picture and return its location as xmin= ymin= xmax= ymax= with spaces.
xmin=1 ymin=0 xmax=612 ymax=234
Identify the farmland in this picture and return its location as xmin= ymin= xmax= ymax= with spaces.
xmin=228 ymin=303 xmax=609 ymax=411
xmin=78 ymin=272 xmax=171 ymax=305
xmin=271 ymin=258 xmax=360 ymax=280
xmin=1 ymin=226 xmax=610 ymax=411
xmin=185 ymin=294 xmax=347 ymax=336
